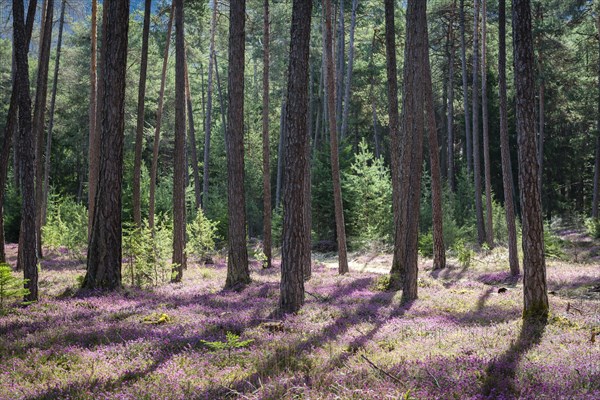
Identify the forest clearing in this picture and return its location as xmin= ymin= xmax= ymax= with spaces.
xmin=2 ymin=0 xmax=600 ymax=398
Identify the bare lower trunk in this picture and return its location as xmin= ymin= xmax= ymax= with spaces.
xmin=481 ymin=0 xmax=494 ymax=247
xmin=275 ymin=99 xmax=286 ymax=210
xmin=460 ymin=0 xmax=472 ymax=174
xmin=324 ymin=0 xmax=349 ymax=275
xmin=472 ymin=0 xmax=485 ymax=246
xmin=262 ymin=0 xmax=272 ymax=269
xmin=513 ymin=0 xmax=549 ymax=319
xmin=132 ymin=0 xmax=152 ymax=227
xmin=149 ymin=3 xmax=174 ymax=230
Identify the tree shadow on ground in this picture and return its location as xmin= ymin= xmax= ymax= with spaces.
xmin=481 ymin=317 xmax=547 ymax=398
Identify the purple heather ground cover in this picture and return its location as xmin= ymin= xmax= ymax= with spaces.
xmin=0 ymin=237 xmax=599 ymax=400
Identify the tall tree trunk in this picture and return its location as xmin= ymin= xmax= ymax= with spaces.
xmin=594 ymin=6 xmax=600 ymax=220
xmin=84 ymin=0 xmax=130 ymax=290
xmin=202 ymin=0 xmax=218 ymax=211
xmin=279 ymin=0 xmax=313 ymax=314
xmin=447 ymin=1 xmax=456 ymax=191
xmin=88 ymin=0 xmax=98 ymax=239
xmin=262 ymin=0 xmax=272 ymax=269
xmin=172 ymin=0 xmax=186 ymax=283
xmin=275 ymin=99 xmax=286 ymax=210
xmin=42 ymin=0 xmax=66 ymax=227
xmin=225 ymin=0 xmax=250 ymax=289
xmin=132 ymin=0 xmax=152 ymax=227
xmin=33 ymin=0 xmax=54 ymax=259
xmin=385 ymin=0 xmax=403 ymax=285
xmin=149 ymin=3 xmax=174 ymax=230
xmin=481 ymin=0 xmax=494 ymax=247
xmin=1 ymin=0 xmax=38 ymax=264
xmin=13 ymin=0 xmax=38 ymax=301
xmin=498 ymin=0 xmax=520 ymax=276
xmin=213 ymin=52 xmax=228 ymax=140
xmin=472 ymin=0 xmax=486 ymax=245
xmin=513 ymin=0 xmax=549 ymax=320
xmin=536 ymin=4 xmax=545 ymax=202
xmin=184 ymin=48 xmax=201 ymax=210
xmin=422 ymin=23 xmax=447 ymax=271
xmin=335 ymin=0 xmax=345 ymax=135
xmin=459 ymin=0 xmax=472 ymax=174
xmin=340 ymin=0 xmax=357 ymax=140
xmin=369 ymin=34 xmax=381 ymax=159
xmin=398 ymin=0 xmax=427 ymax=303
xmin=324 ymin=0 xmax=349 ymax=275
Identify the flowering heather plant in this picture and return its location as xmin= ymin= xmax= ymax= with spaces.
xmin=0 ymin=236 xmax=598 ymax=399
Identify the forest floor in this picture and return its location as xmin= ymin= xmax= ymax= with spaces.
xmin=0 ymin=228 xmax=599 ymax=399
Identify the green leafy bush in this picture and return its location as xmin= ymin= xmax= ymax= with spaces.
xmin=200 ymin=331 xmax=254 ymax=358
xmin=544 ymin=222 xmax=565 ymax=259
xmin=0 ymin=263 xmax=29 ymax=310
xmin=585 ymin=218 xmax=600 ymax=239
xmin=452 ymin=239 xmax=475 ymax=268
xmin=42 ymin=194 xmax=88 ymax=257
xmin=418 ymin=231 xmax=434 ymax=258
xmin=122 ymin=216 xmax=173 ymax=288
xmin=187 ymin=208 xmax=218 ymax=260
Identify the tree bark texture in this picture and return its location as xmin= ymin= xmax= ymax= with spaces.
xmin=149 ymin=3 xmax=174 ymax=230
xmin=472 ymin=0 xmax=486 ymax=245
xmin=13 ymin=0 xmax=38 ymax=301
xmin=536 ymin=4 xmax=545 ymax=201
xmin=275 ymin=99 xmax=286 ymax=210
xmin=184 ymin=47 xmax=201 ymax=210
xmin=481 ymin=0 xmax=494 ymax=247
xmin=324 ymin=0 xmax=349 ymax=275
xmin=88 ymin=0 xmax=98 ymax=239
xmin=460 ymin=0 xmax=472 ymax=175
xmin=384 ymin=0 xmax=403 ymax=283
xmin=336 ymin=0 xmax=345 ymax=135
xmin=33 ymin=0 xmax=54 ymax=258
xmin=132 ymin=0 xmax=152 ymax=227
xmin=447 ymin=2 xmax=456 ymax=191
xmin=279 ymin=0 xmax=313 ymax=313
xmin=172 ymin=0 xmax=187 ymax=283
xmin=202 ymin=1 xmax=219 ymax=211
xmin=225 ymin=0 xmax=250 ymax=288
xmin=84 ymin=0 xmax=130 ymax=290
xmin=513 ymin=0 xmax=549 ymax=319
xmin=262 ymin=0 xmax=272 ymax=269
xmin=595 ymin=8 xmax=600 ymax=219
xmin=340 ymin=0 xmax=357 ymax=140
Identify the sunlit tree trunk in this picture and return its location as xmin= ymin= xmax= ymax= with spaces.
xmin=513 ymin=0 xmax=549 ymax=319
xmin=225 ymin=0 xmax=250 ymax=288
xmin=88 ymin=0 xmax=98 ymax=239
xmin=324 ymin=0 xmax=349 ymax=275
xmin=84 ymin=0 xmax=130 ymax=290
xmin=536 ymin=3 xmax=545 ymax=202
xmin=149 ymin=3 xmax=174 ymax=230
xmin=184 ymin=48 xmax=201 ymax=210
xmin=447 ymin=1 xmax=456 ymax=192
xmin=32 ymin=0 xmax=54 ymax=258
xmin=132 ymin=0 xmax=152 ymax=227
xmin=481 ymin=0 xmax=494 ymax=247
xmin=459 ymin=0 xmax=472 ymax=174
xmin=280 ymin=0 xmax=313 ymax=313
xmin=594 ymin=7 xmax=600 ymax=220
xmin=262 ymin=0 xmax=272 ymax=269
xmin=172 ymin=0 xmax=186 ymax=283
xmin=336 ymin=0 xmax=345 ymax=135
xmin=498 ymin=0 xmax=520 ymax=276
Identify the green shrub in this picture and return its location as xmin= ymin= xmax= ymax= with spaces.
xmin=452 ymin=239 xmax=475 ymax=268
xmin=585 ymin=218 xmax=600 ymax=239
xmin=122 ymin=215 xmax=173 ymax=288
xmin=200 ymin=332 xmax=254 ymax=358
xmin=271 ymin=207 xmax=283 ymax=248
xmin=187 ymin=208 xmax=218 ymax=260
xmin=42 ymin=194 xmax=88 ymax=257
xmin=418 ymin=231 xmax=434 ymax=258
xmin=3 ymin=183 xmax=21 ymax=243
xmin=0 ymin=263 xmax=29 ymax=310
xmin=543 ymin=222 xmax=565 ymax=259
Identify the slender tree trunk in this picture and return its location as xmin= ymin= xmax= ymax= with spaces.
xmin=132 ymin=0 xmax=152 ymax=227
xmin=172 ymin=0 xmax=186 ymax=282
xmin=472 ymin=0 xmax=486 ymax=245
xmin=459 ymin=0 xmax=472 ymax=174
xmin=202 ymin=0 xmax=218 ymax=211
xmin=13 ymin=0 xmax=38 ymax=301
xmin=84 ymin=0 xmax=130 ymax=291
xmin=33 ymin=0 xmax=54 ymax=259
xmin=275 ymin=99 xmax=286 ymax=210
xmin=447 ymin=1 xmax=456 ymax=191
xmin=262 ymin=0 xmax=272 ymax=269
xmin=213 ymin=52 xmax=228 ymax=139
xmin=422 ymin=25 xmax=447 ymax=271
xmin=184 ymin=48 xmax=201 ymax=210
xmin=336 ymin=0 xmax=345 ymax=136
xmin=280 ymin=0 xmax=313 ymax=314
xmin=536 ymin=4 xmax=545 ymax=202
xmin=594 ymin=8 xmax=600 ymax=220
xmin=225 ymin=0 xmax=250 ymax=289
xmin=385 ymin=0 xmax=403 ymax=285
xmin=369 ymin=35 xmax=381 ymax=159
xmin=498 ymin=0 xmax=520 ymax=276
xmin=88 ymin=0 xmax=98 ymax=239
xmin=149 ymin=3 xmax=174 ymax=230
xmin=340 ymin=0 xmax=357 ymax=140
xmin=513 ymin=0 xmax=549 ymax=319
xmin=481 ymin=0 xmax=494 ymax=247
xmin=42 ymin=0 xmax=66 ymax=228
xmin=324 ymin=0 xmax=349 ymax=275
xmin=313 ymin=55 xmax=323 ymax=156
xmin=399 ymin=0 xmax=427 ymax=303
